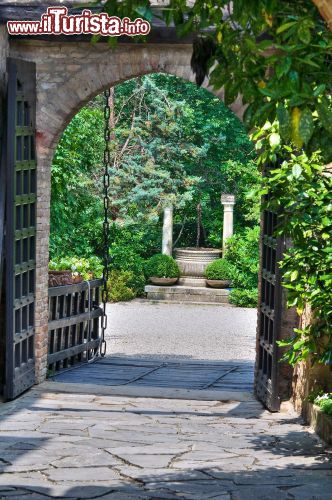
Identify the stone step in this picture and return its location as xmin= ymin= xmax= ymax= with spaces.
xmin=178 ymin=276 xmax=206 ymax=287
xmin=144 ymin=285 xmax=230 ymax=304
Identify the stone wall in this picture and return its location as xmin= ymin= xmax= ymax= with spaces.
xmin=293 ymin=304 xmax=332 ymax=416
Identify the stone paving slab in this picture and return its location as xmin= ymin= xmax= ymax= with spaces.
xmin=0 ymin=387 xmax=331 ymax=499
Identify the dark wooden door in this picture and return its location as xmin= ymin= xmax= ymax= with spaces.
xmin=3 ymin=58 xmax=37 ymax=400
xmin=255 ymin=202 xmax=284 ymax=411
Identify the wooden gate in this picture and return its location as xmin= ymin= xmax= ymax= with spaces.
xmin=2 ymin=58 xmax=37 ymax=400
xmin=255 ymin=200 xmax=284 ymax=411
xmin=48 ymin=279 xmax=103 ymax=373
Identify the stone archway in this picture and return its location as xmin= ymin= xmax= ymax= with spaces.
xmin=0 ymin=20 xmax=300 ymax=411
xmin=8 ymin=40 xmax=248 ymax=383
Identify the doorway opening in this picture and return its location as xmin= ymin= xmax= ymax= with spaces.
xmin=47 ymin=74 xmax=261 ymax=400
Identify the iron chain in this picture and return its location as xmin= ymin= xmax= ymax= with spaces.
xmin=100 ymin=88 xmax=111 ymax=357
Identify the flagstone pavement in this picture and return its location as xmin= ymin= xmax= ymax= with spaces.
xmin=0 ymin=385 xmax=331 ymax=499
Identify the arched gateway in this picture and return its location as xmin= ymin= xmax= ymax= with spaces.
xmin=0 ymin=3 xmax=298 ymax=409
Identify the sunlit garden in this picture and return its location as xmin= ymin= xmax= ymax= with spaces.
xmin=50 ymin=74 xmax=261 ymax=307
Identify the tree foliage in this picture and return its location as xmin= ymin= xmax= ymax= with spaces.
xmin=51 ymin=107 xmax=104 ymax=257
xmin=108 ymin=75 xmax=202 ymax=223
xmin=102 ymin=1 xmax=331 ymax=153
xmin=51 ymin=74 xmax=258 ymax=259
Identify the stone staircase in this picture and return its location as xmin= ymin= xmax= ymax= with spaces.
xmin=145 ymin=247 xmax=230 ymax=304
xmin=144 ymin=284 xmax=230 ymax=304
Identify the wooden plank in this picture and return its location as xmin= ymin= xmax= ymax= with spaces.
xmin=200 ymin=367 xmax=239 ymax=390
xmin=47 ymin=338 xmax=100 ymax=365
xmin=120 ymin=363 xmax=166 ymax=385
xmin=48 ymin=307 xmax=102 ymax=331
xmin=48 ymin=279 xmax=103 ymax=297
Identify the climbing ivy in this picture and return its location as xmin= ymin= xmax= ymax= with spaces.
xmin=100 ymin=0 xmax=332 ymax=366
xmin=265 ymin=150 xmax=332 ymax=366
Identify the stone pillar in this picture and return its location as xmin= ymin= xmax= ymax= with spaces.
xmin=162 ymin=206 xmax=173 ymax=256
xmin=221 ymin=194 xmax=235 ymax=255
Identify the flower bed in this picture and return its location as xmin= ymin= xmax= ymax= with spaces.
xmin=307 ymin=402 xmax=332 ymax=446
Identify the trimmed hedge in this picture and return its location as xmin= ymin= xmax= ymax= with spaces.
xmin=205 ymin=258 xmax=234 ymax=280
xmin=145 ymin=253 xmax=180 ymax=279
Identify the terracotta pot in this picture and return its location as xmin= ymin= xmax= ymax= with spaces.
xmin=48 ymin=270 xmax=73 ymax=287
xmin=206 ymin=279 xmax=231 ymax=289
xmin=149 ymin=277 xmax=178 ymax=286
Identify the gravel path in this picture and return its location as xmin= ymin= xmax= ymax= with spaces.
xmin=105 ymin=300 xmax=257 ymax=362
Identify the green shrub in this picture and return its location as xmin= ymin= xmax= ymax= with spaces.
xmin=314 ymin=394 xmax=332 ymax=416
xmin=109 ymin=246 xmax=146 ymax=295
xmin=106 ymin=270 xmax=136 ymax=302
xmin=205 ymin=259 xmax=234 ymax=280
xmin=224 ymin=227 xmax=259 ymax=289
xmin=145 ymin=254 xmax=180 ymax=279
xmin=49 ymin=256 xmax=103 ymax=280
xmin=49 ymin=259 xmax=71 ymax=272
xmin=229 ymin=288 xmax=258 ymax=308
xmin=86 ymin=256 xmax=104 ymax=279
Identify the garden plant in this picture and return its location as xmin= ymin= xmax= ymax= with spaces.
xmin=205 ymin=258 xmax=234 ymax=281
xmin=51 ymin=74 xmax=259 ymax=304
xmin=145 ymin=254 xmax=180 ymax=279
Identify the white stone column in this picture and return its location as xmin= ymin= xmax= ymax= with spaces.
xmin=221 ymin=194 xmax=235 ymax=255
xmin=162 ymin=206 xmax=173 ymax=256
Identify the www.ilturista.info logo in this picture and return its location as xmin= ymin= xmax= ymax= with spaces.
xmin=7 ymin=7 xmax=151 ymax=36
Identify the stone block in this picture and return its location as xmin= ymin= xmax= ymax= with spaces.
xmin=145 ymin=285 xmax=230 ymax=304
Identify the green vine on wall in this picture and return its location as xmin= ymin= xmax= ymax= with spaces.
xmin=101 ymin=0 xmax=332 ymax=366
xmin=262 ymin=147 xmax=332 ymax=366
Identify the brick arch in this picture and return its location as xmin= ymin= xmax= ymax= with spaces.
xmin=8 ymin=40 xmax=247 ymax=381
xmin=32 ymin=45 xmax=245 ymax=158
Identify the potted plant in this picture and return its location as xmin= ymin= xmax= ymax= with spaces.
xmin=145 ymin=254 xmax=180 ymax=286
xmin=205 ymin=258 xmax=234 ymax=288
xmin=48 ymin=256 xmax=103 ymax=287
xmin=48 ymin=259 xmax=78 ymax=287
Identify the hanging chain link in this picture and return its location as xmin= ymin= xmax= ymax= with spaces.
xmin=100 ymin=89 xmax=111 ymax=357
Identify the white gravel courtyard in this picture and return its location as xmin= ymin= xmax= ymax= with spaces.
xmin=105 ymin=300 xmax=257 ymax=362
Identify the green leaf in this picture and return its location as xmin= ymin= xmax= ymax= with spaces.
xmin=293 ymin=338 xmax=306 ymax=350
xmin=298 ymin=24 xmax=311 ymax=44
xmin=299 ymin=108 xmax=314 ymax=145
xmin=295 ymin=57 xmax=320 ymax=69
xmin=317 ymin=98 xmax=332 ymax=135
xmin=135 ymin=6 xmax=153 ymax=22
xmin=313 ymin=84 xmax=326 ymax=97
xmin=276 ymin=56 xmax=292 ymax=79
xmin=277 ymin=105 xmax=292 ymax=141
xmin=224 ymin=81 xmax=239 ymax=106
xmin=290 ymin=269 xmax=299 ymax=281
xmin=278 ymin=339 xmax=293 ymax=347
xmin=269 ymin=133 xmax=280 ymax=147
xmin=276 ymin=21 xmax=298 ymax=34
xmin=292 ymin=164 xmax=302 ymax=178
